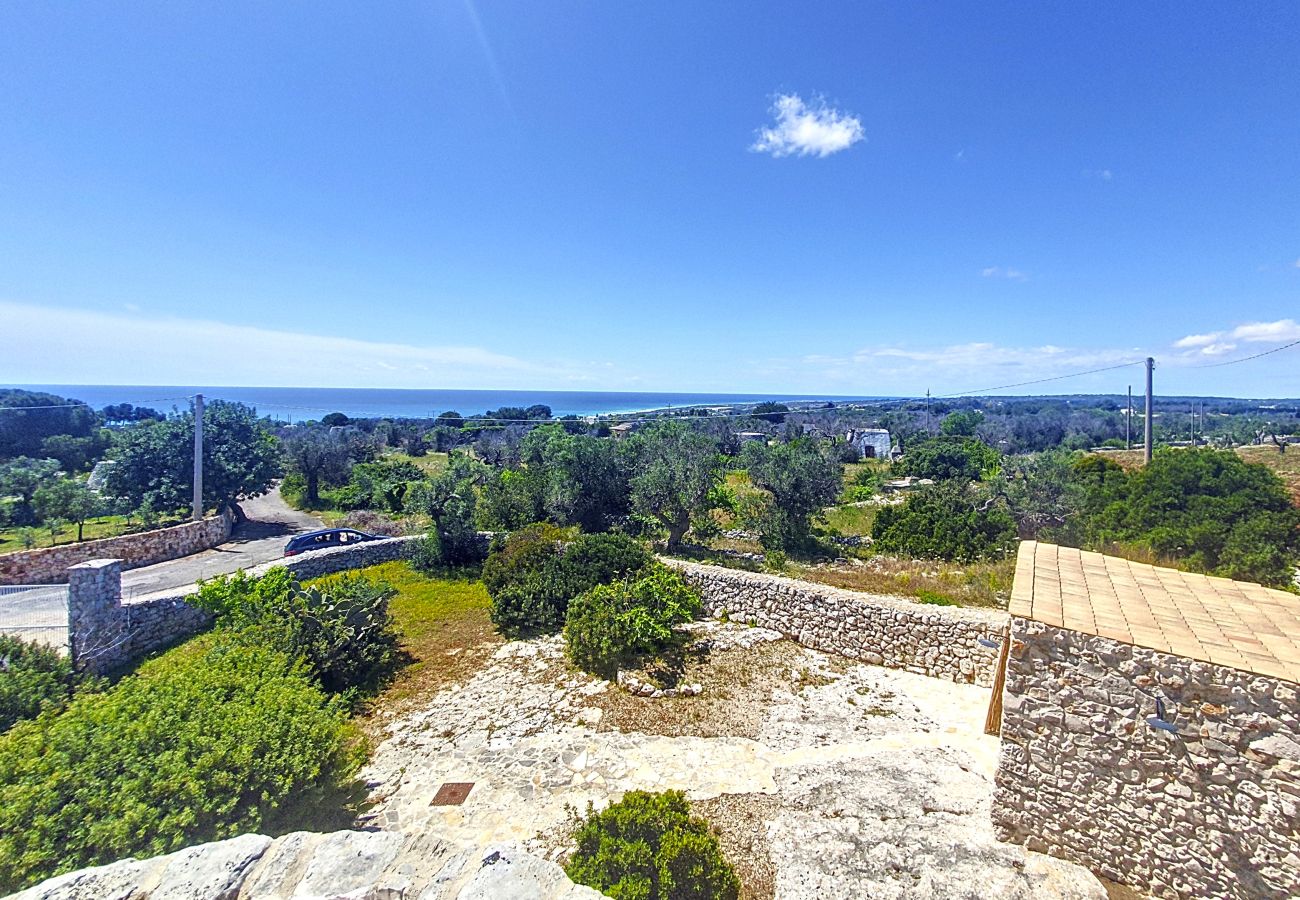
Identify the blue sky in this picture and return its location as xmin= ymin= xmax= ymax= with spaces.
xmin=2 ymin=1 xmax=1298 ymax=396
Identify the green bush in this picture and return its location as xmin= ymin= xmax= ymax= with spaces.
xmin=895 ymin=436 xmax=1000 ymax=482
xmin=565 ymin=790 xmax=739 ymax=900
xmin=0 ymin=635 xmax=80 ymax=733
xmin=194 ymin=568 xmax=399 ymax=695
xmin=564 ymin=564 xmax=701 ymax=677
xmin=0 ymin=636 xmax=362 ymax=893
xmin=872 ymin=482 xmax=1018 ymax=563
xmin=483 ymin=527 xmax=651 ymax=636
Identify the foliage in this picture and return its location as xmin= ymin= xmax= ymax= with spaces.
xmin=994 ymin=449 xmax=1089 ymax=542
xmin=0 ymin=390 xmax=98 ymax=461
xmin=894 ymin=435 xmax=1000 ymax=482
xmin=742 ymin=439 xmax=843 ymax=552
xmin=872 ymin=482 xmax=1018 ymax=563
xmin=104 ymin=401 xmax=281 ymax=516
xmin=0 ymin=636 xmax=362 ymax=894
xmin=479 ymin=467 xmax=545 ymax=531
xmin=39 ymin=432 xmax=109 ymax=474
xmin=281 ymin=426 xmax=361 ymax=506
xmin=1091 ymin=449 xmax=1300 ymax=586
xmin=33 ymin=477 xmax=100 ymax=542
xmin=939 ymin=410 xmax=985 ymax=437
xmin=408 ymin=456 xmax=489 ymax=570
xmin=320 ymin=412 xmax=351 ymax=428
xmin=339 ymin=509 xmax=403 ymax=536
xmin=0 ymin=457 xmax=62 ymax=525
xmin=482 ymin=527 xmax=651 ymax=636
xmin=625 ymin=421 xmax=725 ymax=550
xmin=194 ymin=568 xmax=400 ymax=695
xmin=565 ymin=790 xmax=739 ymax=900
xmin=564 ymin=564 xmax=700 ymax=677
xmin=750 ymin=401 xmax=790 ymax=424
xmin=341 ymin=458 xmax=425 ymax=513
xmin=0 ymin=636 xmax=80 ymax=733
xmin=520 ymin=425 xmax=631 ymax=531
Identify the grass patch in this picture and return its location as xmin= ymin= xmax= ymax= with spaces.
xmin=313 ymin=561 xmax=501 ymax=735
xmin=821 ymin=503 xmax=877 ymax=537
xmin=784 ymin=554 xmax=1013 ymax=608
xmin=1236 ymin=444 xmax=1300 ymax=505
xmin=385 ymin=450 xmax=449 ymax=478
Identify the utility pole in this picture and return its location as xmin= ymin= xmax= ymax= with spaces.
xmin=1126 ymin=385 xmax=1132 ymax=451
xmin=192 ymin=394 xmax=204 ymax=521
xmin=1144 ymin=358 xmax=1154 ymax=463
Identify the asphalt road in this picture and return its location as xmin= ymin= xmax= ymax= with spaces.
xmin=0 ymin=488 xmax=323 ymax=642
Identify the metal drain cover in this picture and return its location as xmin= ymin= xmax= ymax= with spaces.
xmin=431 ymin=782 xmax=474 ymax=806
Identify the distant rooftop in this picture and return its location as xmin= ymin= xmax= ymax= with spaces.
xmin=1011 ymin=541 xmax=1300 ymax=683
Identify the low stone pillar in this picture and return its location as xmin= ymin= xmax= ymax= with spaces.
xmin=67 ymin=558 xmax=123 ymax=671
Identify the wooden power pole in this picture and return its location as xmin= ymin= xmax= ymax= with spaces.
xmin=1126 ymin=385 xmax=1132 ymax=451
xmin=1144 ymin=358 xmax=1154 ymax=463
xmin=192 ymin=393 xmax=204 ymax=521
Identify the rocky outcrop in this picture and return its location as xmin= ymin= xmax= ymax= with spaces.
xmin=7 ymin=831 xmax=601 ymax=900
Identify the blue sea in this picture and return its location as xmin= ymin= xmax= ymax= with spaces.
xmin=12 ymin=385 xmax=887 ymax=421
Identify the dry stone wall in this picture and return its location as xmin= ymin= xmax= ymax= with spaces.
xmin=67 ymin=536 xmax=421 ymax=672
xmin=0 ymin=510 xmax=234 ymax=585
xmin=665 ymin=559 xmax=1007 ymax=685
xmin=993 ymin=616 xmax=1300 ymax=900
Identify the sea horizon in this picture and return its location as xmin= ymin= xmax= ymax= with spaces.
xmin=7 ymin=384 xmax=893 ymax=421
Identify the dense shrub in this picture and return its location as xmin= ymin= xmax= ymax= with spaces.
xmin=565 ymin=790 xmax=739 ymax=900
xmin=0 ymin=635 xmax=80 ymax=733
xmin=482 ymin=527 xmax=652 ymax=635
xmin=408 ymin=457 xmax=489 ymax=571
xmin=194 ymin=568 xmax=400 ymax=695
xmin=894 ymin=436 xmax=1000 ymax=482
xmin=339 ymin=509 xmax=403 ymax=536
xmin=872 ymin=482 xmax=1018 ymax=563
xmin=742 ymin=439 xmax=843 ymax=553
xmin=0 ymin=636 xmax=362 ymax=893
xmin=1089 ymin=448 xmax=1300 ymax=586
xmin=564 ymin=564 xmax=701 ymax=677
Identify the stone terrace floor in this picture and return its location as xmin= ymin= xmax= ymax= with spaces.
xmin=1012 ymin=541 xmax=1300 ymax=682
xmin=359 ymin=621 xmax=1106 ymax=900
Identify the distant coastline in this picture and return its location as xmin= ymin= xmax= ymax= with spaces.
xmin=9 ymin=385 xmax=890 ymax=421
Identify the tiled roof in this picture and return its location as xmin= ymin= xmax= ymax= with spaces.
xmin=1010 ymin=541 xmax=1300 ymax=683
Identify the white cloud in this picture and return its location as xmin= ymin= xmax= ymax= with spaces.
xmin=1293 ymin=258 xmax=1300 ymax=268
xmin=1174 ymin=332 xmax=1220 ymax=348
xmin=750 ymin=93 xmax=864 ymax=159
xmin=1199 ymin=342 xmax=1237 ymax=356
xmin=0 ymin=301 xmax=614 ymax=389
xmin=1083 ymin=168 xmax=1113 ymax=181
xmin=981 ymin=266 xmax=1028 ymax=282
xmin=1232 ymin=318 xmax=1300 ymax=342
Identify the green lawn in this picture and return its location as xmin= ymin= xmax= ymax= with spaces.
xmin=311 ymin=561 xmax=501 ymax=731
xmin=821 ymin=503 xmax=878 ymax=537
xmin=384 ymin=450 xmax=449 ymax=478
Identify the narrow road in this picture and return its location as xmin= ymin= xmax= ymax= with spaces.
xmin=0 ymin=488 xmax=324 ymax=643
xmin=122 ymin=488 xmax=324 ymax=598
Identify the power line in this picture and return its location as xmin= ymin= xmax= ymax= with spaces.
xmin=1184 ymin=337 xmax=1300 ymax=369
xmin=935 ymin=360 xmax=1147 ymax=397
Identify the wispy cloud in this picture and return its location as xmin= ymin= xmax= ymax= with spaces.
xmin=981 ymin=266 xmax=1028 ymax=282
xmin=750 ymin=93 xmax=864 ymax=159
xmin=0 ymin=301 xmax=616 ymax=389
xmin=1082 ymin=168 xmax=1113 ymax=181
xmin=1168 ymin=318 xmax=1300 ymax=362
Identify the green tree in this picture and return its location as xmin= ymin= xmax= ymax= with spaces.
xmin=33 ymin=477 xmax=99 ymax=542
xmin=104 ymin=401 xmax=281 ymax=519
xmin=750 ymin=401 xmax=790 ymax=424
xmin=895 ymin=436 xmax=1000 ymax=482
xmin=39 ymin=432 xmax=109 ymax=474
xmin=940 ymin=410 xmax=985 ymax=437
xmin=342 ymin=458 xmax=424 ymax=513
xmin=1092 ymin=449 xmax=1300 ymax=586
xmin=0 ymin=390 xmax=98 ymax=460
xmin=0 ymin=457 xmax=62 ymax=526
xmin=521 ymin=425 xmax=631 ymax=532
xmin=625 ymin=421 xmax=724 ymax=551
xmin=994 ymin=449 xmax=1088 ymax=542
xmin=742 ymin=439 xmax=843 ymax=552
xmin=0 ymin=635 xmax=80 ymax=733
xmin=281 ymin=427 xmax=357 ymax=507
xmin=872 ymin=482 xmax=1018 ymax=562
xmin=565 ymin=790 xmax=739 ymax=900
xmin=408 ymin=456 xmax=489 ymax=569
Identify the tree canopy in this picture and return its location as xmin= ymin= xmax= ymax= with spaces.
xmin=624 ymin=421 xmax=724 ymax=550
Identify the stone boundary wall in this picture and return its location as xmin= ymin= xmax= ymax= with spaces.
xmin=665 ymin=559 xmax=1007 ymax=685
xmin=993 ymin=616 xmax=1300 ymax=899
xmin=68 ymin=536 xmax=421 ymax=672
xmin=0 ymin=510 xmax=235 ymax=585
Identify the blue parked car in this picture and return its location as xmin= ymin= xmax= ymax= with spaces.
xmin=284 ymin=528 xmax=381 ymax=557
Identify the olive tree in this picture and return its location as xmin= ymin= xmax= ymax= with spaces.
xmin=623 ymin=421 xmax=724 ymax=551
